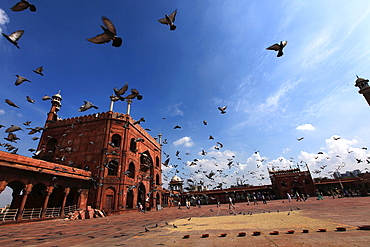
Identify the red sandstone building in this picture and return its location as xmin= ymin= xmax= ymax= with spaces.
xmin=1 ymin=92 xmax=164 ymax=221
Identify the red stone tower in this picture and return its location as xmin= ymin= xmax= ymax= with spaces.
xmin=268 ymin=165 xmax=316 ymax=199
xmin=35 ymin=93 xmax=163 ymax=213
xmin=355 ymin=75 xmax=370 ymax=106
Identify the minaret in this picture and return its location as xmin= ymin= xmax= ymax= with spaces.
xmin=355 ymin=76 xmax=370 ymax=105
xmin=47 ymin=91 xmax=62 ymax=122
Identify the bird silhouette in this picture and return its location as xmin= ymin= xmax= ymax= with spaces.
xmin=113 ymin=82 xmax=128 ymax=100
xmin=33 ymin=66 xmax=44 ymax=76
xmin=158 ymin=9 xmax=177 ymax=31
xmin=5 ymin=99 xmax=20 ymax=108
xmin=266 ymin=41 xmax=288 ymax=57
xmin=87 ymin=17 xmax=122 ymax=47
xmin=218 ymin=106 xmax=227 ymax=114
xmin=79 ymin=101 xmax=99 ymax=112
xmin=11 ymin=0 xmax=36 ymax=12
xmin=2 ymin=30 xmax=24 ymax=49
xmin=26 ymin=96 xmax=35 ymax=103
xmin=15 ymin=75 xmax=31 ymax=86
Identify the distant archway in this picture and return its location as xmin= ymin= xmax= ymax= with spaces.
xmin=104 ymin=187 xmax=115 ymax=211
xmin=126 ymin=190 xmax=134 ymax=209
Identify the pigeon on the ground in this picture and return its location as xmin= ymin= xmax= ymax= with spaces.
xmin=79 ymin=101 xmax=99 ymax=112
xmin=266 ymin=41 xmax=288 ymax=57
xmin=87 ymin=17 xmax=122 ymax=47
xmin=5 ymin=99 xmax=20 ymax=108
xmin=11 ymin=0 xmax=36 ymax=12
xmin=2 ymin=30 xmax=24 ymax=49
xmin=158 ymin=9 xmax=177 ymax=31
xmin=33 ymin=66 xmax=44 ymax=76
xmin=15 ymin=75 xmax=31 ymax=86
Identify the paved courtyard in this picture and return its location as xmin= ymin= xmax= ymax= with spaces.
xmin=1 ymin=196 xmax=370 ymax=246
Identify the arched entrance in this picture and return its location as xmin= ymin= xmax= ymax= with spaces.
xmin=104 ymin=187 xmax=115 ymax=211
xmin=26 ymin=183 xmax=46 ymax=208
xmin=126 ymin=190 xmax=134 ymax=209
xmin=137 ymin=183 xmax=146 ymax=209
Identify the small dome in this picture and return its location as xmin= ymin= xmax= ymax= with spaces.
xmin=355 ymin=76 xmax=369 ymax=87
xmin=53 ymin=91 xmax=62 ymax=100
xmin=171 ymin=175 xmax=182 ymax=182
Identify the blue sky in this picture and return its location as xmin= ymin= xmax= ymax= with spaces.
xmin=2 ymin=1 xmax=370 ymax=204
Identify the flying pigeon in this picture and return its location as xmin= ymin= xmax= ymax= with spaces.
xmin=113 ymin=82 xmax=128 ymax=100
xmin=87 ymin=17 xmax=122 ymax=47
xmin=15 ymin=75 xmax=31 ymax=86
xmin=203 ymin=120 xmax=207 ymax=125
xmin=2 ymin=30 xmax=24 ymax=49
xmin=79 ymin=101 xmax=99 ymax=112
xmin=158 ymin=9 xmax=177 ymax=31
xmin=124 ymin=88 xmax=143 ymax=100
xmin=6 ymin=125 xmax=23 ymax=133
xmin=266 ymin=41 xmax=288 ymax=57
xmin=33 ymin=66 xmax=44 ymax=76
xmin=26 ymin=96 xmax=35 ymax=103
xmin=4 ymin=133 xmax=20 ymax=143
xmin=174 ymin=125 xmax=181 ymax=129
xmin=218 ymin=106 xmax=227 ymax=114
xmin=5 ymin=99 xmax=20 ymax=108
xmin=11 ymin=0 xmax=36 ymax=12
xmin=42 ymin=95 xmax=51 ymax=101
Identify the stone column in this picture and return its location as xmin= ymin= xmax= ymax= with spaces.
xmin=16 ymin=184 xmax=33 ymax=221
xmin=60 ymin=187 xmax=70 ymax=217
xmin=41 ymin=186 xmax=54 ymax=218
xmin=0 ymin=181 xmax=8 ymax=194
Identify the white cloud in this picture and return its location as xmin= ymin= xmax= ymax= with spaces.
xmin=168 ymin=103 xmax=184 ymax=116
xmin=0 ymin=9 xmax=9 ymax=33
xmin=173 ymin=136 xmax=193 ymax=147
xmin=296 ymin=123 xmax=315 ymax=131
xmin=0 ymin=109 xmax=4 ymax=115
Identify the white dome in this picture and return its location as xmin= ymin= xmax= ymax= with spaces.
xmin=171 ymin=175 xmax=182 ymax=182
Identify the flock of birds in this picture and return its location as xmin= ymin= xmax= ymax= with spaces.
xmin=1 ymin=3 xmax=368 ymax=192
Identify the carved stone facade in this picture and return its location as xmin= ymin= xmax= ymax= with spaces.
xmin=34 ymin=95 xmax=163 ymax=213
xmin=269 ymin=167 xmax=316 ymax=198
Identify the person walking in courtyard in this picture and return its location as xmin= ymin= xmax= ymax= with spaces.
xmin=287 ymin=193 xmax=292 ymax=202
xmin=228 ymin=196 xmax=235 ymax=209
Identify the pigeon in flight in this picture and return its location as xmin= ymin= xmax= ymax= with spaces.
xmin=266 ymin=41 xmax=288 ymax=57
xmin=79 ymin=101 xmax=99 ymax=112
xmin=42 ymin=95 xmax=51 ymax=101
xmin=5 ymin=99 xmax=20 ymax=108
xmin=87 ymin=17 xmax=122 ymax=47
xmin=158 ymin=9 xmax=177 ymax=31
xmin=174 ymin=125 xmax=181 ymax=129
xmin=124 ymin=88 xmax=143 ymax=100
xmin=2 ymin=30 xmax=25 ymax=49
xmin=26 ymin=96 xmax=35 ymax=103
xmin=15 ymin=75 xmax=31 ymax=86
xmin=33 ymin=66 xmax=44 ymax=76
xmin=113 ymin=82 xmax=128 ymax=100
xmin=11 ymin=0 xmax=36 ymax=12
xmin=218 ymin=106 xmax=227 ymax=114
xmin=6 ymin=125 xmax=23 ymax=133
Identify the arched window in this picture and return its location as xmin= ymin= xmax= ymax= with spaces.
xmin=130 ymin=138 xmax=137 ymax=152
xmin=156 ymin=174 xmax=160 ymax=185
xmin=140 ymin=151 xmax=152 ymax=172
xmin=108 ymin=160 xmax=118 ymax=176
xmin=111 ymin=134 xmax=121 ymax=147
xmin=128 ymin=162 xmax=135 ymax=178
xmin=156 ymin=156 xmax=160 ymax=167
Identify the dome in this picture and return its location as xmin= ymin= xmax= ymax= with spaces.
xmin=171 ymin=175 xmax=182 ymax=182
xmin=52 ymin=91 xmax=62 ymax=100
xmin=355 ymin=76 xmax=369 ymax=87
